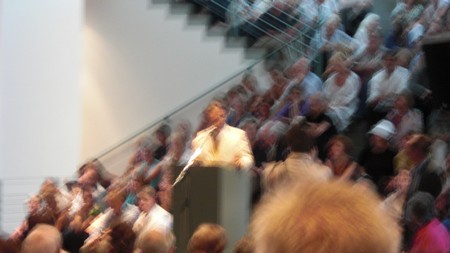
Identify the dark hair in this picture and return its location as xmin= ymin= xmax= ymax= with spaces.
xmin=397 ymin=90 xmax=415 ymax=108
xmin=109 ymin=222 xmax=136 ymax=253
xmin=383 ymin=49 xmax=398 ymax=60
xmin=327 ymin=135 xmax=353 ymax=154
xmin=406 ymin=191 xmax=436 ymax=224
xmin=285 ymin=122 xmax=315 ymax=153
xmin=205 ymin=99 xmax=228 ymax=115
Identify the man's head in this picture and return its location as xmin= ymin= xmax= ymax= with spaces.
xmin=205 ymin=99 xmax=227 ymax=131
xmin=285 ymin=122 xmax=315 ymax=153
xmin=288 ymin=57 xmax=310 ymax=79
xmin=135 ymin=230 xmax=175 ymax=253
xmin=369 ymin=120 xmax=395 ymax=152
xmin=137 ymin=186 xmax=157 ymax=213
xmin=308 ymin=93 xmax=328 ymax=116
xmin=105 ymin=188 xmax=126 ymax=213
xmin=405 ymin=191 xmax=436 ymax=232
xmin=187 ymin=223 xmax=227 ymax=253
xmin=21 ymin=224 xmax=62 ymax=253
xmin=383 ymin=50 xmax=398 ymax=74
xmin=251 ymin=181 xmax=400 ymax=253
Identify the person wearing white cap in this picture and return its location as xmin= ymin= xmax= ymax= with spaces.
xmin=358 ymin=119 xmax=397 ymax=196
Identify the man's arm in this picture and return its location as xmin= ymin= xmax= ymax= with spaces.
xmin=236 ymin=131 xmax=255 ymax=170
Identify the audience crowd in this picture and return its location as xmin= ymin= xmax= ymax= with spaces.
xmin=2 ymin=0 xmax=450 ymax=252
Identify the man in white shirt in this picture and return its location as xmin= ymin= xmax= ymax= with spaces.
xmin=133 ymin=186 xmax=173 ymax=236
xmin=191 ymin=99 xmax=254 ymax=170
xmin=367 ymin=50 xmax=410 ymax=124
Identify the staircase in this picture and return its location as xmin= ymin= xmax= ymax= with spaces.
xmin=1 ymin=0 xmax=315 ymax=235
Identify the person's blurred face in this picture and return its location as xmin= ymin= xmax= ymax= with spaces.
xmin=370 ymin=134 xmax=388 ymax=151
xmin=367 ymin=20 xmax=379 ymax=34
xmin=368 ymin=34 xmax=381 ymax=52
xmin=231 ymin=98 xmax=245 ymax=114
xmin=394 ymin=95 xmax=409 ymax=112
xmin=208 ymin=105 xmax=226 ymax=130
xmin=138 ymin=148 xmax=154 ymax=162
xmin=328 ymin=140 xmax=346 ymax=160
xmin=289 ymin=88 xmax=302 ymax=103
xmin=156 ymin=132 xmax=167 ymax=144
xmin=333 ymin=60 xmax=347 ymax=74
xmin=289 ymin=59 xmax=308 ymax=78
xmin=28 ymin=197 xmax=40 ymax=214
xmin=83 ymin=191 xmax=94 ymax=206
xmin=107 ymin=196 xmax=123 ymax=213
xmin=270 ymin=70 xmax=284 ymax=83
xmin=138 ymin=193 xmax=155 ymax=213
xmin=384 ymin=55 xmax=396 ymax=74
xmin=309 ymin=96 xmax=326 ymax=115
xmin=78 ymin=168 xmax=98 ymax=187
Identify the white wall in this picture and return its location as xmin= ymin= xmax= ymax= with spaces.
xmin=0 ymin=0 xmax=259 ymax=233
xmin=0 ymin=0 xmax=83 ymax=232
xmin=0 ymin=0 xmax=83 ymax=179
xmin=82 ymin=0 xmax=257 ymax=166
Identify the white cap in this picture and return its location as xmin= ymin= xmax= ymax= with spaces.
xmin=369 ymin=120 xmax=396 ymax=140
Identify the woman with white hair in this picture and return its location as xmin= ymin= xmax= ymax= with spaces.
xmin=308 ymin=14 xmax=359 ymax=73
xmin=321 ymin=51 xmax=360 ymax=132
xmin=353 ymin=13 xmax=381 ymax=50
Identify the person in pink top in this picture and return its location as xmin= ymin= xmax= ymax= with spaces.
xmin=405 ymin=191 xmax=450 ymax=253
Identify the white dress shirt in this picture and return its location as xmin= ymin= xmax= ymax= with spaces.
xmin=191 ymin=124 xmax=254 ymax=170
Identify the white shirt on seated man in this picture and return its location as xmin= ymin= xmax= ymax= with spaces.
xmin=132 ymin=186 xmax=173 ymax=236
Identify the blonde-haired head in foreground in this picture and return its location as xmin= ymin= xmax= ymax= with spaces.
xmin=251 ymin=180 xmax=401 ymax=253
xmin=187 ymin=223 xmax=227 ymax=253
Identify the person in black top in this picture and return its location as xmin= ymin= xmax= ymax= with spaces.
xmin=359 ymin=119 xmax=397 ymax=196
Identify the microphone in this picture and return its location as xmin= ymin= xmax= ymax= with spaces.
xmin=203 ymin=125 xmax=217 ymax=137
xmin=172 ymin=125 xmax=216 ymax=187
xmin=187 ymin=146 xmax=202 ymax=165
xmin=172 ymin=148 xmax=202 ymax=187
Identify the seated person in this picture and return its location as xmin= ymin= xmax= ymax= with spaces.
xmin=359 ymin=119 xmax=397 ymax=196
xmin=305 ymin=93 xmax=337 ymax=161
xmin=366 ymin=50 xmax=410 ymax=125
xmin=187 ymin=223 xmax=227 ymax=253
xmin=134 ymin=229 xmax=175 ymax=253
xmin=322 ymin=51 xmax=360 ymax=132
xmin=262 ymin=122 xmax=332 ymax=192
xmin=132 ymin=186 xmax=173 ymax=236
xmin=274 ymin=86 xmax=309 ymax=125
xmin=21 ymin=224 xmax=65 ymax=253
xmin=404 ymin=191 xmax=450 ymax=253
xmin=309 ymin=14 xmax=359 ymax=72
xmin=325 ymin=135 xmax=362 ymax=180
xmin=84 ymin=188 xmax=135 ymax=245
xmin=386 ymin=91 xmax=423 ymax=150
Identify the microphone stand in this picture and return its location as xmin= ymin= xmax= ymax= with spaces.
xmin=172 ymin=125 xmax=216 ymax=187
xmin=172 ymin=147 xmax=202 ymax=187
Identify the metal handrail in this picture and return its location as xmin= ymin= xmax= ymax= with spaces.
xmin=95 ymin=0 xmax=318 ymax=160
